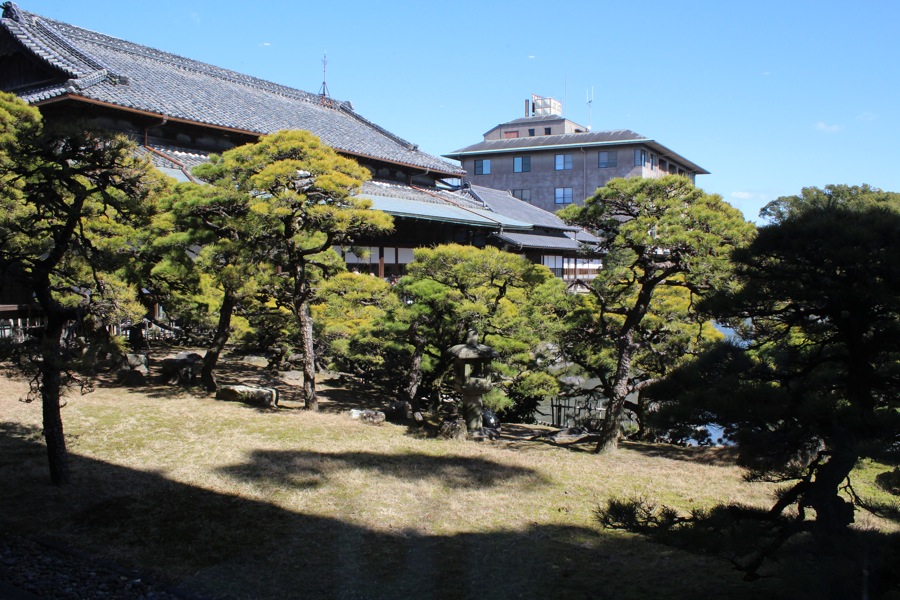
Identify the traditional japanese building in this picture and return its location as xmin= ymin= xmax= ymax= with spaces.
xmin=0 ymin=2 xmax=598 ymax=291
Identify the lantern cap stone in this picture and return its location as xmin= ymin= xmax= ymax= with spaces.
xmin=448 ymin=329 xmax=498 ymax=360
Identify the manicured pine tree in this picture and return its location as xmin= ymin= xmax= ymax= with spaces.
xmin=190 ymin=130 xmax=393 ymax=409
xmin=0 ymin=92 xmax=168 ymax=484
xmin=558 ymin=175 xmax=754 ymax=452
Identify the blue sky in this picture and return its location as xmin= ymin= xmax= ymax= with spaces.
xmin=18 ymin=0 xmax=900 ymax=222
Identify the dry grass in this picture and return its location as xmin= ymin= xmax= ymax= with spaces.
xmin=0 ymin=354 xmax=896 ymax=599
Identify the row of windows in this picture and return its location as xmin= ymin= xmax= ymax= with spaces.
xmin=474 ymin=149 xmax=690 ymax=176
xmin=503 ymin=127 xmax=553 ymax=138
xmin=511 ymin=187 xmax=573 ymax=205
xmin=475 ymin=151 xmax=619 ymax=175
xmin=633 ymin=149 xmax=690 ymax=175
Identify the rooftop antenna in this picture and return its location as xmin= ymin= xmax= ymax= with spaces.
xmin=586 ymin=86 xmax=594 ymax=131
xmin=319 ymin=51 xmax=332 ymax=106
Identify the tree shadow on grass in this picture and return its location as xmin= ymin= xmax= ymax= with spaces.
xmin=216 ymin=449 xmax=548 ymax=491
xmin=597 ymin=496 xmax=900 ymax=599
xmin=620 ymin=440 xmax=741 ymax=466
xmin=0 ymin=422 xmax=817 ymax=600
xmin=314 ymin=373 xmax=395 ymax=413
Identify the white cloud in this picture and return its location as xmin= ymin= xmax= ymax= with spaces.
xmin=259 ymin=42 xmax=271 ymax=47
xmin=856 ymin=112 xmax=877 ymax=122
xmin=730 ymin=191 xmax=754 ymax=200
xmin=815 ymin=121 xmax=843 ymax=133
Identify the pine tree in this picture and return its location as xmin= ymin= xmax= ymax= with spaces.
xmin=0 ymin=92 xmax=168 ymax=484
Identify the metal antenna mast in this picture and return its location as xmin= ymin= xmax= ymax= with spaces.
xmin=586 ymin=86 xmax=594 ymax=131
xmin=319 ymin=52 xmax=331 ymax=104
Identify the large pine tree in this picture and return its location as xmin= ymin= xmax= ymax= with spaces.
xmin=0 ymin=92 xmax=167 ymax=484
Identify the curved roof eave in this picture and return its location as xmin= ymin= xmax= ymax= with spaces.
xmin=33 ymin=94 xmax=465 ymax=177
xmin=2 ymin=6 xmax=464 ymax=177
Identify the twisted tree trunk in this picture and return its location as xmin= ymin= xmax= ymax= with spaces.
xmin=40 ymin=317 xmax=69 ymax=486
xmin=298 ymin=300 xmax=317 ymax=411
xmin=201 ymin=291 xmax=236 ymax=392
xmin=403 ymin=322 xmax=426 ymax=412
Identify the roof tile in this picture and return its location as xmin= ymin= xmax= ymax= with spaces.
xmin=1 ymin=5 xmax=464 ymax=176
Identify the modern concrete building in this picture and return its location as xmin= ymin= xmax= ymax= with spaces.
xmin=444 ymin=95 xmax=709 ymax=213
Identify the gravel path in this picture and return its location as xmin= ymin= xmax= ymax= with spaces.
xmin=0 ymin=533 xmax=201 ymax=600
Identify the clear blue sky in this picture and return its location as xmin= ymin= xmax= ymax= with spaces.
xmin=18 ymin=0 xmax=900 ymax=221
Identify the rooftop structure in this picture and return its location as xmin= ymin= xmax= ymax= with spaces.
xmin=0 ymin=4 xmax=599 ymax=303
xmin=0 ymin=2 xmax=461 ymax=180
xmin=445 ymin=96 xmax=709 ymax=213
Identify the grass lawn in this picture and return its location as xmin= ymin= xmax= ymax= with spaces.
xmin=1 ymin=352 xmax=897 ymax=599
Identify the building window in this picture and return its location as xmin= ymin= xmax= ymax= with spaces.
xmin=474 ymin=159 xmax=490 ymax=175
xmin=528 ymin=128 xmax=535 ymax=136
xmin=544 ymin=127 xmax=552 ymax=135
xmin=554 ymin=187 xmax=573 ymax=204
xmin=503 ymin=130 xmax=519 ymax=139
xmin=598 ymin=151 xmax=617 ymax=168
xmin=513 ymin=156 xmax=531 ymax=173
xmin=650 ymin=153 xmax=657 ymax=169
xmin=634 ymin=149 xmax=647 ymax=167
xmin=512 ymin=189 xmax=531 ymax=203
xmin=555 ymin=154 xmax=573 ymax=170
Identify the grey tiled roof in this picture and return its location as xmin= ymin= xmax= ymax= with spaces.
xmin=501 ymin=115 xmax=569 ymax=125
xmin=358 ymin=181 xmax=601 ymax=247
xmin=1 ymin=4 xmax=463 ymax=176
xmin=493 ymin=231 xmax=584 ymax=251
xmin=445 ymin=129 xmax=709 ymax=175
xmin=362 ymin=180 xmax=484 ymax=209
xmin=447 ymin=129 xmax=649 ymax=155
xmin=463 ymin=185 xmax=577 ymax=232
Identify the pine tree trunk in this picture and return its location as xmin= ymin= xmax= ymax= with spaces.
xmin=404 ymin=324 xmax=426 ymax=412
xmin=201 ymin=291 xmax=235 ymax=392
xmin=634 ymin=391 xmax=648 ymax=440
xmin=40 ymin=318 xmax=70 ymax=486
xmin=299 ymin=300 xmax=317 ymax=411
xmin=594 ymin=335 xmax=636 ymax=453
xmin=804 ymin=448 xmax=858 ymax=531
xmin=594 ymin=394 xmax=625 ymax=453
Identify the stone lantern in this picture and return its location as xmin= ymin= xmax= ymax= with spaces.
xmin=447 ymin=329 xmax=498 ymax=433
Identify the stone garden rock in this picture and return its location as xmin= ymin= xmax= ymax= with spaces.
xmin=125 ymin=353 xmax=148 ymax=370
xmin=160 ymin=352 xmax=203 ymax=385
xmin=116 ymin=353 xmax=149 ymax=386
xmin=437 ymin=417 xmax=467 ymax=440
xmin=279 ymin=370 xmax=305 ymax=386
xmin=241 ymin=355 xmax=269 ymax=368
xmin=215 ymin=384 xmax=279 ymax=408
xmin=482 ymin=408 xmax=500 ymax=430
xmin=116 ymin=368 xmax=147 ymax=386
xmin=386 ymin=401 xmax=413 ymax=422
xmin=349 ymin=409 xmax=386 ymax=425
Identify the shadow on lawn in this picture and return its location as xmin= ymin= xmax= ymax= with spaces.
xmin=619 ymin=440 xmax=741 ymax=466
xmin=217 ymin=449 xmax=548 ymax=490
xmin=0 ymin=422 xmax=859 ymax=600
